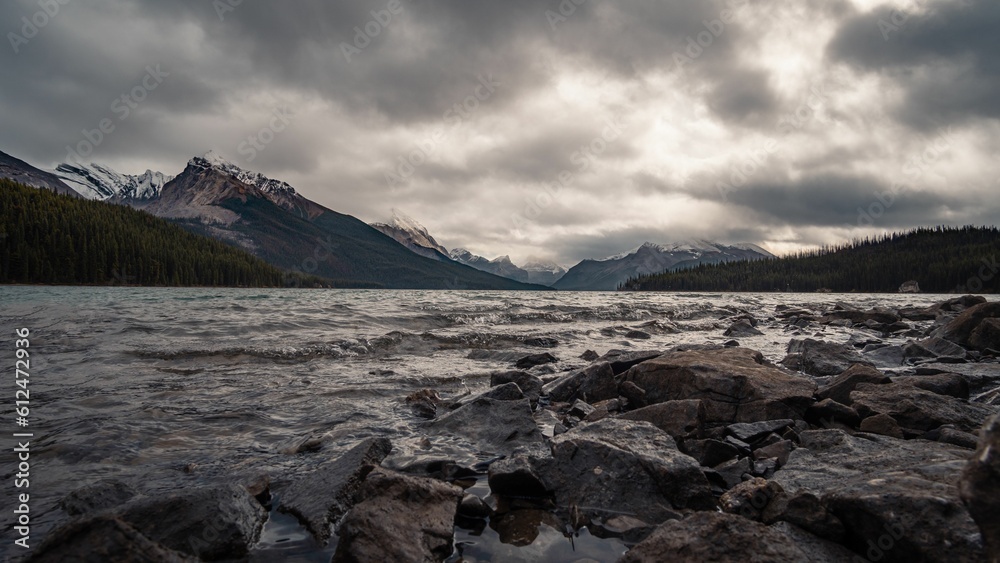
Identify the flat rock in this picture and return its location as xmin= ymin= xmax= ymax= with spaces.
xmin=278 ymin=437 xmax=392 ymax=543
xmin=727 ymin=419 xmax=794 ymax=443
xmin=892 ymin=373 xmax=970 ymax=399
xmin=816 ymin=364 xmax=891 ymax=406
xmin=28 ymin=515 xmax=198 ymax=563
xmin=543 ymin=362 xmax=617 ymax=404
xmin=515 ymin=352 xmax=558 ymax=369
xmin=850 ymin=382 xmax=994 ymax=433
xmin=782 ymin=338 xmax=874 ymax=377
xmin=624 ymin=347 xmax=816 ymax=424
xmin=333 ymin=469 xmax=463 ymax=563
xmin=61 ymin=480 xmax=139 ymax=517
xmin=960 ymin=414 xmax=1000 ymax=560
xmin=619 ymin=400 xmax=705 ymax=440
xmin=596 ymin=349 xmax=664 ymax=375
xmin=427 ymin=397 xmax=543 ymax=454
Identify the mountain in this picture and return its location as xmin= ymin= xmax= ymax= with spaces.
xmin=553 ymin=240 xmax=774 ymax=291
xmin=48 ymin=162 xmax=172 ymax=201
xmin=371 ymin=209 xmax=451 ymax=261
xmin=143 ymin=153 xmax=548 ymax=290
xmin=0 ymin=150 xmax=78 ymax=197
xmin=623 ymin=227 xmax=1000 ymax=293
xmin=450 ymin=248 xmax=533 ymax=283
xmin=521 ymin=260 xmax=569 ymax=287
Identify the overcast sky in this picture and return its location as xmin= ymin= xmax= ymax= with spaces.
xmin=2 ymin=0 xmax=998 ymax=266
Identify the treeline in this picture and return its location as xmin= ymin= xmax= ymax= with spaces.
xmin=0 ymin=179 xmax=329 ymax=287
xmin=622 ymin=226 xmax=1000 ymax=293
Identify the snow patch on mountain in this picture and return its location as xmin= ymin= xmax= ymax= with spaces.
xmin=50 ymin=162 xmax=172 ymax=201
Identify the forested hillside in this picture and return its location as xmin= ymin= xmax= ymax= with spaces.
xmin=622 ymin=227 xmax=1000 ymax=293
xmin=0 ymin=179 xmax=333 ymax=287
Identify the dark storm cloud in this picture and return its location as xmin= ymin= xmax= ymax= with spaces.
xmin=827 ymin=0 xmax=1000 ymax=129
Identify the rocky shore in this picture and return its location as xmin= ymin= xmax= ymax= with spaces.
xmin=28 ymin=296 xmax=1000 ymax=562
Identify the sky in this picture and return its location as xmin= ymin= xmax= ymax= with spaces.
xmin=2 ymin=0 xmax=999 ymax=266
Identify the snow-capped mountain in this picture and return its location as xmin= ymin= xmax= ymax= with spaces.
xmin=521 ymin=260 xmax=568 ymax=287
xmin=190 ymin=151 xmax=325 ymax=219
xmin=0 ymin=150 xmax=78 ymax=196
xmin=450 ymin=249 xmax=532 ymax=283
xmin=371 ymin=209 xmax=450 ymax=261
xmin=49 ymin=162 xmax=172 ymax=201
xmin=554 ymin=240 xmax=774 ymax=291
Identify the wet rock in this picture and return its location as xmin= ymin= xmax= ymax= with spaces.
xmin=458 ymin=493 xmax=492 ymax=519
xmin=720 ymin=478 xmax=785 ymax=521
xmin=782 ymin=338 xmax=874 ymax=377
xmin=476 ymin=381 xmax=526 ymax=402
xmin=515 ymin=352 xmax=558 ymax=369
xmin=816 ymin=363 xmax=891 ymax=406
xmin=765 ymin=491 xmax=846 ymax=542
xmin=279 ymin=437 xmax=392 ymax=543
xmin=543 ymin=362 xmax=617 ymax=404
xmin=242 ymin=474 xmax=271 ymax=506
xmin=806 ymin=398 xmax=862 ymax=427
xmin=490 ymin=508 xmax=563 ymax=547
xmin=619 ymin=512 xmax=837 ymax=563
xmin=405 ymin=389 xmax=445 ymax=419
xmin=534 ymin=419 xmax=714 ymax=523
xmin=61 ymin=480 xmax=139 ymax=517
xmin=490 ymin=371 xmax=544 ymax=406
xmin=524 ymin=336 xmax=559 ymax=348
xmin=714 ymin=457 xmax=752 ymax=490
xmin=859 ymin=413 xmax=904 ymax=439
xmin=960 ymin=414 xmax=1000 ymax=560
xmin=724 ymin=320 xmax=763 ymax=337
xmin=280 ymin=433 xmax=331 ymax=455
xmin=591 ymin=514 xmax=656 ymax=544
xmin=624 ymin=347 xmax=816 ymax=424
xmin=619 ymin=381 xmax=647 ymax=409
xmin=971 ymin=317 xmax=1000 ymax=353
xmin=932 ymin=301 xmax=1000 ymax=351
xmin=29 ymin=515 xmax=198 ymax=563
xmin=619 ymin=400 xmax=705 ymax=440
xmin=864 ymin=345 xmax=905 ymax=368
xmin=428 ymin=397 xmax=543 ymax=454
xmin=851 ymin=382 xmax=994 ymax=433
xmin=488 ymin=453 xmax=550 ymax=498
xmin=580 ymin=349 xmax=600 ymax=361
xmin=918 ymin=337 xmax=968 ymax=359
xmin=596 ymin=349 xmax=664 ymax=376
xmin=684 ymin=438 xmax=740 ymax=468
xmin=625 ymin=330 xmax=652 ymax=340
xmin=117 ymin=484 xmax=266 ymax=560
xmin=333 ymin=469 xmax=463 ymax=563
xmin=892 ymin=373 xmax=970 ymax=399
xmin=726 ymin=419 xmax=794 ymax=443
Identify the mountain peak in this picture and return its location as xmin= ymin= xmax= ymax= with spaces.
xmin=196 ymin=150 xmax=235 ymax=168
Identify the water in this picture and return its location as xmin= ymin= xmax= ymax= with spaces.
xmin=0 ymin=287 xmax=984 ymax=561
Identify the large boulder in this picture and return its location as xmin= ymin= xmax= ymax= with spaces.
xmin=960 ymin=414 xmax=1000 ymax=560
xmin=618 ymin=400 xmax=705 ymax=440
xmin=533 ymin=419 xmax=714 ymax=523
xmin=542 ymin=362 xmax=617 ymax=403
xmin=618 ymin=512 xmax=852 ymax=562
xmin=891 ymin=373 xmax=970 ymax=400
xmin=782 ymin=339 xmax=874 ymax=377
xmin=850 ymin=383 xmax=994 ymax=433
xmin=29 ymin=516 xmax=198 ymax=563
xmin=278 ymin=437 xmax=392 ymax=543
xmin=932 ymin=301 xmax=1000 ymax=351
xmin=116 ymin=484 xmax=267 ymax=561
xmin=624 ymin=348 xmax=816 ymax=423
xmin=426 ymin=397 xmax=543 ymax=454
xmin=333 ymin=469 xmax=463 ymax=563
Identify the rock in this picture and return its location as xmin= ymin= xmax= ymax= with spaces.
xmin=524 ymin=336 xmax=559 ymax=348
xmin=591 ymin=514 xmax=656 ymax=544
xmin=404 ymin=389 xmax=445 ymax=419
xmin=765 ymin=491 xmax=846 ymax=542
xmin=806 ymin=398 xmax=862 ymax=427
xmin=937 ymin=426 xmax=979 ymax=449
xmin=476 ymin=381 xmax=526 ymax=402
xmin=851 ymin=382 xmax=994 ymax=433
xmin=815 ymin=363 xmax=891 ymax=406
xmin=724 ymin=320 xmax=763 ymax=337
xmin=960 ymin=414 xmax=1000 ymax=560
xmin=971 ymin=317 xmax=1000 ymax=353
xmin=892 ymin=373 xmax=970 ymax=399
xmin=619 ymin=512 xmax=837 ymax=563
xmin=864 ymin=345 xmax=905 ymax=368
xmin=596 ymin=349 xmax=664 ymax=376
xmin=624 ymin=347 xmax=816 ymax=424
xmin=726 ymin=419 xmax=795 ymax=443
xmin=580 ymin=349 xmax=600 ymax=361
xmin=720 ymin=478 xmax=785 ymax=522
xmin=242 ymin=474 xmax=271 ymax=506
xmin=487 ymin=454 xmax=549 ymax=498
xmin=625 ymin=330 xmax=652 ymax=340
xmin=569 ymin=399 xmax=596 ymax=419
xmin=279 ymin=437 xmax=392 ymax=543
xmin=280 ymin=433 xmax=330 ymax=455
xmin=782 ymin=339 xmax=874 ymax=377
xmin=899 ymin=280 xmax=920 ymax=293
xmin=117 ymin=484 xmax=266 ymax=560
xmin=684 ymin=439 xmax=740 ymax=468
xmin=515 ymin=352 xmax=558 ymax=369
xmin=458 ymin=494 xmax=492 ymax=519
xmin=754 ymin=440 xmax=793 ymax=468
xmin=932 ymin=301 xmax=1000 ymax=351
xmin=61 ymin=480 xmax=139 ymax=517
xmin=859 ymin=413 xmax=904 ymax=439
xmin=490 ymin=508 xmax=563 ymax=547
xmin=534 ymin=419 xmax=714 ymax=523
xmin=490 ymin=371 xmax=544 ymax=405
xmin=619 ymin=400 xmax=705 ymax=440
xmin=619 ymin=381 xmax=648 ymax=409
xmin=542 ymin=362 xmax=617 ymax=404
xmin=333 ymin=469 xmax=463 ymax=563
xmin=29 ymin=515 xmax=198 ymax=563
xmin=428 ymin=397 xmax=543 ymax=454
xmin=918 ymin=337 xmax=968 ymax=359
xmin=714 ymin=457 xmax=752 ymax=490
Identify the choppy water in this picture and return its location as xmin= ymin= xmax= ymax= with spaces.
xmin=0 ymin=287 xmax=986 ymax=562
